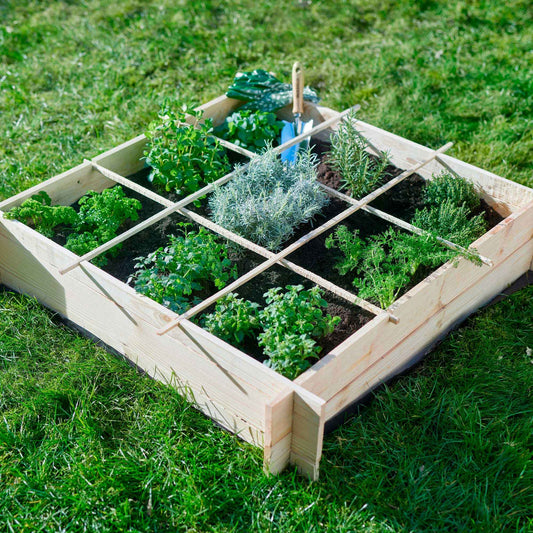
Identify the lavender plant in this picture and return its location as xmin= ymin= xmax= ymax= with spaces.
xmin=209 ymin=148 xmax=328 ymax=251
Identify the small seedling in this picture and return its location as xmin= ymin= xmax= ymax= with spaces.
xmin=328 ymin=110 xmax=389 ymax=198
xmin=215 ymin=110 xmax=284 ymax=152
xmin=258 ymin=285 xmax=340 ymax=379
xmin=129 ymin=223 xmax=237 ymax=314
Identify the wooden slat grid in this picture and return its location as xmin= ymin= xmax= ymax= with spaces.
xmin=57 ymin=106 xmax=493 ymax=338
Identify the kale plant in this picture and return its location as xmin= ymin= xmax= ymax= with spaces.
xmin=209 ymin=148 xmax=328 ymax=251
xmin=65 ymin=186 xmax=141 ymax=266
xmin=202 ymin=293 xmax=260 ymax=346
xmin=5 ymin=191 xmax=78 ymax=238
xmin=145 ymin=105 xmax=230 ymax=197
xmin=328 ymin=110 xmax=389 ymax=198
xmin=258 ymin=285 xmax=340 ymax=379
xmin=129 ymin=224 xmax=237 ymax=314
xmin=424 ymin=171 xmax=480 ymax=213
xmin=215 ymin=110 xmax=284 ymax=152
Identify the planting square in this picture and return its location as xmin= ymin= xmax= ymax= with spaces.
xmin=1 ymin=94 xmax=532 ymax=480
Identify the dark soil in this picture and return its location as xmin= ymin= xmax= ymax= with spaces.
xmin=50 ymin=139 xmax=504 ymax=373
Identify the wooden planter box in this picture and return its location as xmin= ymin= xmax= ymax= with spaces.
xmin=1 ymin=95 xmax=532 ymax=480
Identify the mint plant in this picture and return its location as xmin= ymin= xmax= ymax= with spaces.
xmin=129 ymin=224 xmax=237 ymax=314
xmin=202 ymin=293 xmax=260 ymax=346
xmin=215 ymin=110 xmax=284 ymax=152
xmin=65 ymin=186 xmax=141 ymax=266
xmin=424 ymin=171 xmax=480 ymax=213
xmin=209 ymin=148 xmax=328 ymax=251
xmin=145 ymin=105 xmax=230 ymax=197
xmin=5 ymin=191 xmax=78 ymax=238
xmin=258 ymin=285 xmax=340 ymax=379
xmin=328 ymin=110 xmax=389 ymax=198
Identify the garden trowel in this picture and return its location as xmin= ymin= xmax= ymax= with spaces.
xmin=281 ymin=62 xmax=314 ymax=163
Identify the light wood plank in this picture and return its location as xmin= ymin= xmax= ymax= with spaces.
xmin=0 ymin=217 xmax=293 ymax=438
xmin=0 ymin=161 xmax=113 ymax=211
xmin=323 ymin=239 xmax=533 ymax=419
xmin=264 ymin=389 xmax=294 ymax=475
xmin=296 ymin=201 xmax=533 ymax=408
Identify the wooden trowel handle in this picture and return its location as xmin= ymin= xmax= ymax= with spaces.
xmin=292 ymin=62 xmax=304 ymax=116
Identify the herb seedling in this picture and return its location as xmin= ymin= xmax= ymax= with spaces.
xmin=424 ymin=171 xmax=481 ymax=213
xmin=202 ymin=293 xmax=260 ymax=346
xmin=145 ymin=105 xmax=230 ymax=198
xmin=258 ymin=285 xmax=340 ymax=379
xmin=328 ymin=110 xmax=389 ymax=198
xmin=5 ymin=191 xmax=78 ymax=238
xmin=129 ymin=223 xmax=237 ymax=314
xmin=65 ymin=186 xmax=141 ymax=266
xmin=215 ymin=110 xmax=284 ymax=152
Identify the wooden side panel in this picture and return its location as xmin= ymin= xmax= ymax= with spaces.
xmin=0 ymin=217 xmax=292 ymax=446
xmin=93 ymin=134 xmax=147 ymax=178
xmin=351 ymin=120 xmax=533 ymax=215
xmin=324 ymin=240 xmax=533 ymax=419
xmin=297 ymin=202 xmax=533 ymax=420
xmin=0 ymin=162 xmax=113 ymax=211
xmin=306 ymin=106 xmax=533 ymax=215
xmin=197 ymin=95 xmax=243 ymax=127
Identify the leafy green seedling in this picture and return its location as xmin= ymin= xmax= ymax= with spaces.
xmin=5 ymin=191 xmax=78 ymax=238
xmin=202 ymin=293 xmax=260 ymax=346
xmin=215 ymin=110 xmax=284 ymax=152
xmin=65 ymin=186 xmax=141 ymax=266
xmin=129 ymin=223 xmax=237 ymax=314
xmin=259 ymin=285 xmax=340 ymax=379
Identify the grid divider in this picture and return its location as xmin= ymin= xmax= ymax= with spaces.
xmin=87 ymin=160 xmax=386 ymax=319
xmin=58 ymin=106 xmax=359 ymax=275
xmin=157 ymin=142 xmax=455 ymax=335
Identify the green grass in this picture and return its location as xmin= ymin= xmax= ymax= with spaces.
xmin=1 ymin=0 xmax=532 ymax=530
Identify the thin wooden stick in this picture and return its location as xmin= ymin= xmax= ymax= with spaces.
xmin=157 ymin=143 xmax=452 ymax=335
xmin=435 ymin=155 xmax=464 ymax=179
xmin=180 ymin=206 xmax=387 ymax=318
xmin=318 ymin=183 xmax=493 ymax=266
xmin=89 ymin=161 xmax=174 ymax=208
xmin=58 ymin=106 xmax=360 ymax=275
xmin=272 ymin=105 xmax=360 ymax=155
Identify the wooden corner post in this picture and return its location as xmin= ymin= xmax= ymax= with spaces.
xmin=264 ymin=386 xmax=326 ymax=480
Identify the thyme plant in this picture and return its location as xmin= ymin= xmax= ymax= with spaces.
xmin=209 ymin=148 xmax=328 ymax=251
xmin=424 ymin=171 xmax=481 ymax=213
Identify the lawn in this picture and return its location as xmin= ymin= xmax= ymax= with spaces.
xmin=1 ymin=0 xmax=532 ymax=531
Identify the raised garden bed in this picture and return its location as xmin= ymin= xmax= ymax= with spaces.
xmin=1 ymin=95 xmax=532 ymax=480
